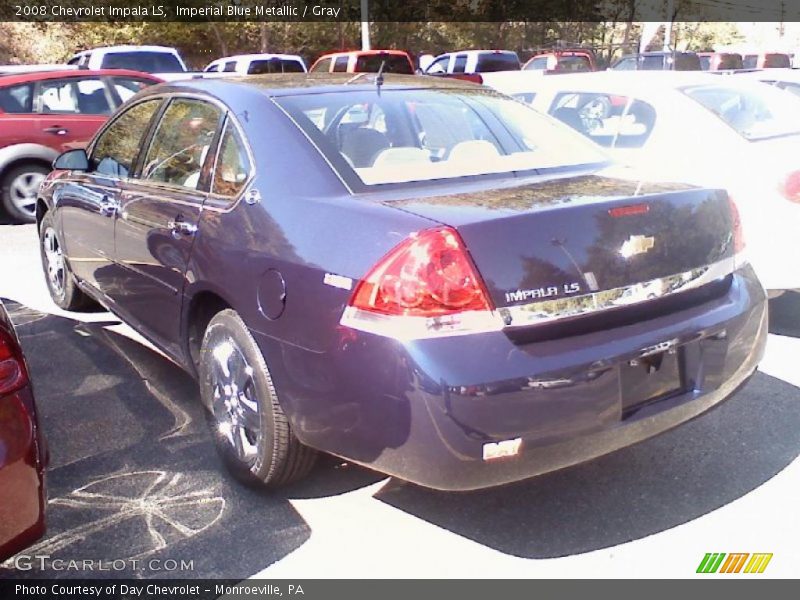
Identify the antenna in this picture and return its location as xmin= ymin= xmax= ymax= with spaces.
xmin=376 ymin=59 xmax=386 ymax=92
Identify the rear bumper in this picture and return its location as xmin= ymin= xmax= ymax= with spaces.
xmin=263 ymin=265 xmax=767 ymax=491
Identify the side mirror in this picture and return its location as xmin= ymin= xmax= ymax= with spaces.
xmin=53 ymin=148 xmax=89 ymax=171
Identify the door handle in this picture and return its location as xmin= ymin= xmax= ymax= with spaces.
xmin=168 ymin=219 xmax=197 ymax=237
xmin=99 ymin=196 xmax=118 ymax=216
xmin=43 ymin=126 xmax=69 ymax=136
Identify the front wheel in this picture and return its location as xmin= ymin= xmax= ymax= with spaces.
xmin=39 ymin=211 xmax=96 ymax=311
xmin=2 ymin=164 xmax=48 ymax=223
xmin=199 ymin=309 xmax=317 ymax=487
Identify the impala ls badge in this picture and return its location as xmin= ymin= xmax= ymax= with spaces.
xmin=620 ymin=235 xmax=655 ymax=259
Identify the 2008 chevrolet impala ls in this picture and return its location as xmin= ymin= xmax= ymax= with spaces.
xmin=35 ymin=74 xmax=766 ymax=490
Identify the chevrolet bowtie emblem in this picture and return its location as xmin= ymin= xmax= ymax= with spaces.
xmin=620 ymin=234 xmax=655 ymax=258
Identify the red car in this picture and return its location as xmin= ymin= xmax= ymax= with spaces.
xmin=308 ymin=50 xmax=414 ymax=74
xmin=0 ymin=299 xmax=47 ymax=561
xmin=523 ymin=49 xmax=598 ymax=73
xmin=0 ymin=69 xmax=161 ymax=223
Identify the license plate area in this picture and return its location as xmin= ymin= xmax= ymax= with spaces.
xmin=620 ymin=348 xmax=684 ymax=413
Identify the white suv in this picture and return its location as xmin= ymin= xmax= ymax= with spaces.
xmin=68 ymin=45 xmax=188 ymax=75
xmin=204 ymin=54 xmax=307 ymax=75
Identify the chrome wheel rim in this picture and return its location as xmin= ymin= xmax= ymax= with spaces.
xmin=210 ymin=338 xmax=260 ymax=464
xmin=9 ymin=171 xmax=44 ymax=218
xmin=43 ymin=227 xmax=65 ymax=299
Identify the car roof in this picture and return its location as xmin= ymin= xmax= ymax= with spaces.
xmin=150 ymin=72 xmax=480 ymax=100
xmin=518 ymin=70 xmax=759 ymax=94
xmin=210 ymin=53 xmax=304 ymax=63
xmin=74 ymin=45 xmax=179 ymax=55
xmin=438 ymin=49 xmax=518 ymax=57
xmin=736 ymin=68 xmax=800 ymax=82
xmin=317 ymin=49 xmax=410 ymax=59
xmin=0 ymin=68 xmax=161 ymax=86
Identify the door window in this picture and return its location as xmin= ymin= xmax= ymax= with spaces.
xmin=332 ymin=56 xmax=349 ymax=72
xmin=38 ymin=78 xmax=111 ymax=114
xmin=111 ymin=77 xmax=155 ymax=104
xmin=0 ymin=83 xmax=33 ymax=113
xmin=141 ymin=99 xmax=222 ymax=189
xmin=452 ymin=54 xmax=468 ymax=73
xmin=212 ymin=122 xmax=252 ymax=197
xmin=91 ymin=99 xmax=162 ymax=178
xmin=425 ymin=56 xmax=450 ymax=74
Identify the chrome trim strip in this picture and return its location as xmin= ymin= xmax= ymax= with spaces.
xmin=500 ymin=255 xmax=738 ymax=329
xmin=340 ymin=255 xmax=740 ymax=340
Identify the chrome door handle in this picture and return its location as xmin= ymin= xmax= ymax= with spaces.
xmin=43 ymin=126 xmax=69 ymax=135
xmin=168 ymin=220 xmax=197 ymax=237
xmin=99 ymin=196 xmax=118 ymax=215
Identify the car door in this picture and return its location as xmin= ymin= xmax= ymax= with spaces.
xmin=57 ymin=98 xmax=163 ymax=295
xmin=112 ymin=97 xmax=223 ymax=356
xmin=34 ymin=76 xmax=114 ymax=152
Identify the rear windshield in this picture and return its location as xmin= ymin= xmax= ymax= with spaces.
xmin=275 ymin=88 xmax=607 ymax=187
xmin=556 ymin=55 xmax=593 ymax=72
xmin=763 ymin=53 xmax=791 ymax=68
xmin=354 ymin=55 xmax=413 ymax=74
xmin=682 ymin=83 xmax=800 ymax=140
xmin=717 ymin=54 xmax=743 ymax=69
xmin=248 ymin=59 xmax=305 ymax=74
xmin=102 ymin=51 xmax=184 ymax=73
xmin=476 ymin=52 xmax=521 ymax=72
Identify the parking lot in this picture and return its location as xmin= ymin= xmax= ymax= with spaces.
xmin=0 ymin=220 xmax=797 ymax=579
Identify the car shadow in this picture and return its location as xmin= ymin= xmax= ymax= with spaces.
xmin=0 ymin=300 xmax=384 ymax=580
xmin=768 ymin=291 xmax=800 ymax=337
xmin=374 ymin=371 xmax=800 ymax=558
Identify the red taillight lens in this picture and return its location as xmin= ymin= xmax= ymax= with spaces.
xmin=0 ymin=329 xmax=28 ymax=395
xmin=780 ymin=171 xmax=800 ymax=203
xmin=728 ymin=196 xmax=745 ymax=255
xmin=350 ymin=227 xmax=493 ymax=317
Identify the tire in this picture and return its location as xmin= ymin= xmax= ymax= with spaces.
xmin=39 ymin=211 xmax=96 ymax=311
xmin=199 ymin=309 xmax=317 ymax=487
xmin=2 ymin=164 xmax=49 ymax=224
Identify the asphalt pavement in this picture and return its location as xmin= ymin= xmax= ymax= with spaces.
xmin=0 ymin=222 xmax=797 ymax=579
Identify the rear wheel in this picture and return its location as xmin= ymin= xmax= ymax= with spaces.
xmin=39 ymin=211 xmax=96 ymax=311
xmin=199 ymin=309 xmax=317 ymax=487
xmin=2 ymin=164 xmax=48 ymax=223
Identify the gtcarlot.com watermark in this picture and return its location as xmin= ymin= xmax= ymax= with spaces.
xmin=11 ymin=554 xmax=194 ymax=573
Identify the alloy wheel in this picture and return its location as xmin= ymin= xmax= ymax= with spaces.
xmin=43 ymin=227 xmax=66 ymax=300
xmin=9 ymin=171 xmax=44 ymax=219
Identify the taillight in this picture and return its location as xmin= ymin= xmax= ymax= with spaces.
xmin=780 ymin=170 xmax=800 ymax=203
xmin=728 ymin=196 xmax=746 ymax=257
xmin=351 ymin=226 xmax=492 ymax=317
xmin=0 ymin=329 xmax=28 ymax=395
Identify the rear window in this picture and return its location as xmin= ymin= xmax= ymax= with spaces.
xmin=743 ymin=55 xmax=757 ymax=69
xmin=0 ymin=83 xmax=33 ymax=113
xmin=674 ymin=53 xmax=701 ymax=70
xmin=764 ymin=53 xmax=791 ymax=68
xmin=354 ymin=54 xmax=413 ymax=74
xmin=102 ymin=51 xmax=184 ymax=73
xmin=556 ymin=55 xmax=593 ymax=72
xmin=717 ymin=54 xmax=743 ymax=70
xmin=475 ymin=52 xmax=520 ymax=72
xmin=682 ymin=83 xmax=800 ymax=140
xmin=275 ymin=88 xmax=607 ymax=187
xmin=248 ymin=59 xmax=305 ymax=74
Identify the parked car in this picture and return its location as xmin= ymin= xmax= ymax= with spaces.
xmin=204 ymin=53 xmax=307 ymax=75
xmin=37 ymin=73 xmax=766 ymax=490
xmin=309 ymin=50 xmax=414 ymax=74
xmin=423 ymin=49 xmax=521 ymax=79
xmin=742 ymin=52 xmax=791 ymax=69
xmin=0 ymin=65 xmax=80 ymax=76
xmin=0 ymin=299 xmax=47 ymax=561
xmin=698 ymin=51 xmax=743 ymax=71
xmin=0 ymin=68 xmax=161 ymax=223
xmin=611 ymin=51 xmax=701 ymax=71
xmin=493 ymin=70 xmax=800 ymax=294
xmin=68 ymin=45 xmax=188 ymax=80
xmin=522 ymin=49 xmax=597 ymax=73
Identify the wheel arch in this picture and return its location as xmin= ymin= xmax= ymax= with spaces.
xmin=182 ymin=285 xmax=235 ymax=375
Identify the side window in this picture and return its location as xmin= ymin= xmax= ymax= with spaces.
xmin=38 ymin=78 xmax=111 ymax=114
xmin=310 ymin=57 xmax=332 ymax=73
xmin=549 ymin=92 xmax=655 ymax=149
xmin=67 ymin=56 xmax=80 ymax=65
xmin=332 ymin=56 xmax=349 ymax=73
xmin=0 ymin=83 xmax=33 ymax=113
xmin=141 ymin=99 xmax=221 ymax=190
xmin=223 ymin=61 xmax=237 ymax=73
xmin=425 ymin=56 xmax=449 ymax=74
xmin=91 ymin=99 xmax=161 ymax=178
xmin=612 ymin=57 xmax=636 ymax=70
xmin=452 ymin=54 xmax=468 ymax=73
xmin=111 ymin=77 xmax=154 ymax=104
xmin=212 ymin=122 xmax=252 ymax=197
xmin=528 ymin=56 xmax=549 ymax=70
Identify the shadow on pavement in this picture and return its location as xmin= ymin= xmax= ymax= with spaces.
xmin=1 ymin=300 xmax=383 ymax=580
xmin=375 ymin=372 xmax=800 ymax=558
xmin=769 ymin=291 xmax=800 ymax=337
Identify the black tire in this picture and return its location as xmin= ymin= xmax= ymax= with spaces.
xmin=199 ymin=309 xmax=317 ymax=487
xmin=39 ymin=211 xmax=96 ymax=311
xmin=2 ymin=164 xmax=49 ymax=223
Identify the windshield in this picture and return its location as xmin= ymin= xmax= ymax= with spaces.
xmin=275 ymin=88 xmax=608 ymax=187
xmin=354 ymin=55 xmax=413 ymax=74
xmin=681 ymin=82 xmax=800 ymax=140
xmin=102 ymin=51 xmax=185 ymax=73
